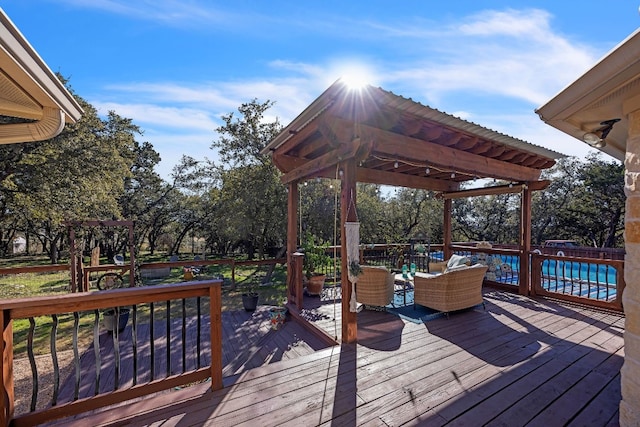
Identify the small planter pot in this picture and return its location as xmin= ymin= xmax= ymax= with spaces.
xmin=103 ymin=308 xmax=130 ymax=333
xmin=269 ymin=307 xmax=287 ymax=330
xmin=306 ymin=274 xmax=325 ymax=296
xmin=242 ymin=293 xmax=259 ymax=311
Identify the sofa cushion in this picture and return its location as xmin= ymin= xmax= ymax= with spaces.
xmin=445 ymin=254 xmax=470 ymax=273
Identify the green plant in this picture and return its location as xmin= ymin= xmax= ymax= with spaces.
xmin=348 ymin=260 xmax=362 ymax=277
xmin=301 ymin=232 xmax=332 ymax=279
xmin=242 ymin=284 xmax=258 ymax=297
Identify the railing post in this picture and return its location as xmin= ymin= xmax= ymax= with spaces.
xmin=1 ymin=309 xmax=14 ymax=426
xmin=209 ymin=282 xmax=222 ymax=391
xmin=231 ymin=260 xmax=236 ymax=290
xmin=530 ymin=253 xmax=540 ymax=297
xmin=616 ymin=264 xmax=626 ymax=311
xmin=290 ymin=252 xmax=304 ymax=309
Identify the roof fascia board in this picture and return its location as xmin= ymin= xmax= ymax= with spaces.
xmin=0 ymin=9 xmax=83 ymax=123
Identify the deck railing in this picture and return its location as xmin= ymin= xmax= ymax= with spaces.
xmin=451 ymin=245 xmax=521 ymax=289
xmin=530 ymin=253 xmax=625 ymax=311
xmin=448 ymin=246 xmax=625 ymax=311
xmin=0 ymin=280 xmax=222 ymax=427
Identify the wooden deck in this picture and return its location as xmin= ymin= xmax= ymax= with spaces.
xmin=47 ymin=305 xmax=331 ymax=408
xmin=48 ymin=289 xmax=624 ymax=426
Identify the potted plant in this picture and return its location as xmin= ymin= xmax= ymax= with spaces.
xmin=301 ymin=232 xmax=331 ymax=296
xmin=242 ymin=286 xmax=259 ymax=311
xmin=102 ymin=307 xmax=130 ymax=333
xmin=268 ymin=306 xmax=288 ymax=330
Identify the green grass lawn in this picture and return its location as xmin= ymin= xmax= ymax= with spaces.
xmin=1 ymin=253 xmax=288 ymax=357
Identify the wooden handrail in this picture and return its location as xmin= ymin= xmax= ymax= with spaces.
xmin=1 ymin=280 xmax=222 ymax=427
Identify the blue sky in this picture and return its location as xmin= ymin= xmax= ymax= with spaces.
xmin=2 ymin=1 xmax=639 ymax=179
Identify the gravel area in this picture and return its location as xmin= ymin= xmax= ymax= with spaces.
xmin=13 ymin=350 xmax=75 ymax=416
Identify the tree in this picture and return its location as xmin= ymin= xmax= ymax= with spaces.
xmin=210 ymin=99 xmax=286 ymax=259
xmin=8 ymin=97 xmax=136 ymax=262
xmin=559 ymin=154 xmax=624 ymax=247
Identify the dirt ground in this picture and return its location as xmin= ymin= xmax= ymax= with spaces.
xmin=12 ymin=350 xmax=75 ymax=416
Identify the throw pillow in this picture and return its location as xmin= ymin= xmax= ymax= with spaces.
xmin=444 ymin=254 xmax=470 ymax=273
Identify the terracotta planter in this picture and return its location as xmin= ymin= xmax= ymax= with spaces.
xmin=306 ymin=274 xmax=325 ymax=295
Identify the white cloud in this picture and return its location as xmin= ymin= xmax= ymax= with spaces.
xmin=84 ymin=7 xmax=614 ymax=180
xmin=94 ymin=102 xmax=217 ymax=132
xmin=57 ymin=0 xmax=237 ymax=28
xmin=381 ymin=9 xmax=600 ymax=106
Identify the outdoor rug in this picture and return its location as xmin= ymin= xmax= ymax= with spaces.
xmin=384 ymin=290 xmax=482 ymax=324
xmin=385 ymin=293 xmax=446 ymax=324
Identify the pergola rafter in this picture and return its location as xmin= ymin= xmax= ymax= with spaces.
xmin=262 ymin=79 xmax=564 ymax=343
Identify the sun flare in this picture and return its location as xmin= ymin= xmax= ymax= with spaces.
xmin=335 ymin=62 xmax=377 ymax=90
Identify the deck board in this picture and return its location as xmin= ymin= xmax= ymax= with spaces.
xmin=46 ymin=289 xmax=625 ymax=426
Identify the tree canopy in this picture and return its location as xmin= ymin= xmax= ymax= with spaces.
xmin=0 ymin=80 xmax=626 ymax=264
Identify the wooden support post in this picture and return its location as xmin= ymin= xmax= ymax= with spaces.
xmin=291 ymin=253 xmax=304 ymax=309
xmin=341 ymin=159 xmax=358 ymax=343
xmin=128 ymin=224 xmax=135 ymax=287
xmin=1 ymin=309 xmax=14 ymax=426
xmin=69 ymin=227 xmax=77 ymax=293
xmin=520 ymin=185 xmax=532 ymax=295
xmin=210 ymin=282 xmax=223 ymax=391
xmin=287 ymin=182 xmax=300 ymax=308
xmin=443 ymin=198 xmax=452 ymax=261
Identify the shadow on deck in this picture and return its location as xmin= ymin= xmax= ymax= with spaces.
xmin=50 ymin=289 xmax=624 ymax=426
xmin=54 ymin=305 xmax=332 ymax=406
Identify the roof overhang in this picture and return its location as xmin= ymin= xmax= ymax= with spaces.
xmin=263 ymin=80 xmax=563 ymax=192
xmin=0 ymin=9 xmax=83 ymax=144
xmin=536 ymin=28 xmax=640 ymax=162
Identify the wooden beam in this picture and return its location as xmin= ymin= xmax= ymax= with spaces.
xmin=356 ymin=168 xmax=460 ymax=192
xmin=271 ymin=153 xmax=309 ymax=174
xmin=271 ymin=120 xmax=321 ymax=158
xmin=280 ymin=141 xmax=360 ymax=184
xmin=355 ymin=123 xmax=542 ymax=182
xmin=441 ymin=180 xmax=550 ymax=199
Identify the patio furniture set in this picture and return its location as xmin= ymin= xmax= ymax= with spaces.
xmin=356 ymin=254 xmax=488 ymax=315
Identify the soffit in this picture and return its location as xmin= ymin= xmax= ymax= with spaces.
xmin=0 ymin=10 xmax=82 ymax=124
xmin=537 ymin=28 xmax=640 ymax=162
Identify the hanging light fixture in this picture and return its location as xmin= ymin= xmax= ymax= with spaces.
xmin=425 ymin=167 xmax=430 ymax=175
xmin=582 ymin=118 xmax=620 ymax=148
xmin=394 ymin=160 xmax=399 ymax=168
xmin=450 ymin=172 xmax=456 ymax=179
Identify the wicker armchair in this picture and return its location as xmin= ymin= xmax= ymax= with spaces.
xmin=413 ymin=264 xmax=488 ymax=314
xmin=356 ymin=266 xmax=395 ymax=307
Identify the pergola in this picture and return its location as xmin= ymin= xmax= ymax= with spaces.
xmin=262 ymin=80 xmax=563 ymax=343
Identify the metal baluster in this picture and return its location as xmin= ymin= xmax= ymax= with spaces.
xmin=50 ymin=314 xmax=59 ymax=406
xmin=196 ymin=296 xmax=201 ymax=369
xmin=166 ymin=300 xmax=171 ymax=377
xmin=150 ymin=302 xmax=155 ymax=380
xmin=93 ymin=309 xmax=101 ymax=396
xmin=182 ymin=298 xmax=186 ymax=373
xmin=113 ymin=306 xmax=121 ymax=390
xmin=132 ymin=304 xmax=137 ymax=386
xmin=27 ymin=317 xmax=38 ymax=412
xmin=73 ymin=311 xmax=80 ymax=400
